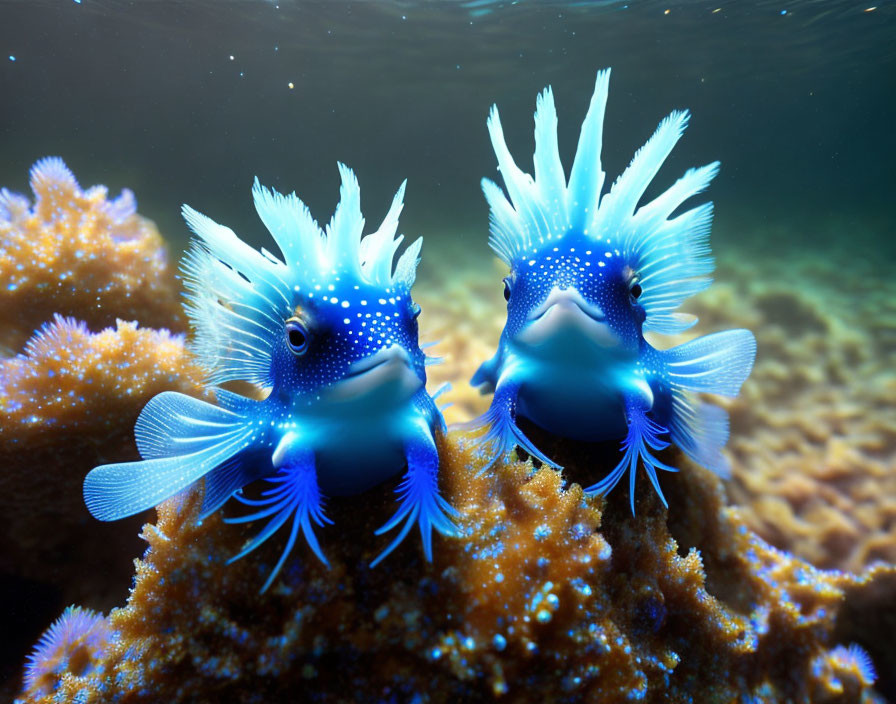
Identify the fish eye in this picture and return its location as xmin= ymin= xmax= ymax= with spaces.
xmin=503 ymin=278 xmax=512 ymax=302
xmin=285 ymin=317 xmax=309 ymax=355
xmin=628 ymin=274 xmax=643 ymax=300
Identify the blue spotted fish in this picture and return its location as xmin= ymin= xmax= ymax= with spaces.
xmin=84 ymin=165 xmax=456 ymax=590
xmin=470 ymin=69 xmax=757 ymax=510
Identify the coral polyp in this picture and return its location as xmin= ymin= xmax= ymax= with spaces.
xmin=23 ymin=607 xmax=111 ymax=698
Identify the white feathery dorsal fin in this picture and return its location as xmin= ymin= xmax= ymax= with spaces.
xmin=360 ymin=179 xmax=407 ymax=286
xmin=182 ymin=205 xmax=264 ymax=278
xmin=481 ymin=177 xmax=521 ymax=265
xmin=393 ymin=236 xmax=423 ymax=289
xmin=479 ymin=68 xmax=719 ymax=338
xmin=252 ymin=177 xmax=325 ymax=272
xmin=533 ymin=86 xmax=567 ymax=232
xmin=326 ymin=163 xmax=365 ymax=277
xmin=487 ymin=105 xmax=551 ymax=247
xmin=632 ymin=162 xmax=720 ymax=228
xmin=567 ymin=68 xmax=611 ymax=234
xmin=599 ymin=109 xmax=690 ymax=234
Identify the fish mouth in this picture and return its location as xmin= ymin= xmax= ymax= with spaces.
xmin=326 ymin=344 xmax=422 ymax=402
xmin=527 ymin=287 xmax=607 ymax=323
xmin=518 ymin=288 xmax=619 ymax=348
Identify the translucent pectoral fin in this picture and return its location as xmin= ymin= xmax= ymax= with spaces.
xmin=134 ymin=390 xmax=247 ymax=460
xmin=84 ymin=396 xmax=253 ymax=523
xmin=370 ymin=426 xmax=458 ymax=568
xmin=669 ymin=392 xmax=732 ymax=479
xmin=225 ymin=443 xmax=331 ymax=593
xmin=585 ymin=397 xmax=677 ymax=514
xmin=199 ymin=452 xmax=262 ymax=521
xmin=461 ymin=381 xmax=560 ymax=472
xmin=657 ymin=328 xmax=756 ymax=477
xmin=662 ymin=329 xmax=757 ymax=397
xmin=470 ymin=350 xmax=500 ymax=394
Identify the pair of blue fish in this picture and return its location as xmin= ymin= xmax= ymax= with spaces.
xmin=83 ymin=69 xmax=756 ymax=591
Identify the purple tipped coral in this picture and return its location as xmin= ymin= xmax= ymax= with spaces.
xmin=835 ymin=644 xmax=877 ymax=686
xmin=23 ymin=606 xmax=112 ymax=697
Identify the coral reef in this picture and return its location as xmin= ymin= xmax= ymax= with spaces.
xmin=22 ymin=607 xmax=111 ymax=700
xmin=0 ymin=159 xmax=201 ymax=691
xmin=0 ymin=157 xmax=183 ymax=352
xmin=0 ymin=316 xmax=208 ymax=610
xmin=14 ymin=431 xmax=890 ymax=702
xmin=3 ymin=158 xmax=892 ymax=700
xmin=709 ymin=236 xmax=896 ymax=574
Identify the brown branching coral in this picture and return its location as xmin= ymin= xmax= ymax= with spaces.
xmin=0 ymin=158 xmax=199 ymax=687
xmin=15 ymin=432 xmax=890 ymax=703
xmin=0 ymin=316 xmax=207 ymax=611
xmin=0 ymin=157 xmax=183 ymax=352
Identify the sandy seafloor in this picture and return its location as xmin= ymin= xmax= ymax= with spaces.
xmin=414 ymin=211 xmax=896 ymax=576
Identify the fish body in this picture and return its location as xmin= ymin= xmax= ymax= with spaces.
xmin=471 ymin=70 xmax=756 ymax=510
xmin=84 ymin=165 xmax=456 ymax=590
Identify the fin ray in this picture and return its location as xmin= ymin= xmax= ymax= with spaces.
xmin=663 ymin=329 xmax=757 ymax=396
xmin=84 ymin=423 xmax=253 ymax=522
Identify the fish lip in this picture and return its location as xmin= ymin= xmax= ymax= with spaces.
xmin=527 ymin=288 xmax=606 ymax=323
xmin=343 ymin=344 xmax=412 ymax=378
xmin=323 ymin=344 xmax=421 ymax=404
xmin=518 ymin=287 xmax=619 ymax=349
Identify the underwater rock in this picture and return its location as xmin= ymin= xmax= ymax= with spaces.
xmin=0 ymin=157 xmax=184 ymax=352
xmin=0 ymin=316 xmax=207 ymax=613
xmin=15 ymin=432 xmax=890 ymax=703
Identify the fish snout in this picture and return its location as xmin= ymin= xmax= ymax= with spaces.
xmin=527 ymin=287 xmax=606 ymax=323
xmin=325 ymin=344 xmax=422 ymax=403
xmin=519 ymin=287 xmax=619 ymax=349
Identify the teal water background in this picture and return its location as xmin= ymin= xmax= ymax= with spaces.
xmin=1 ymin=0 xmax=893 ymax=259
